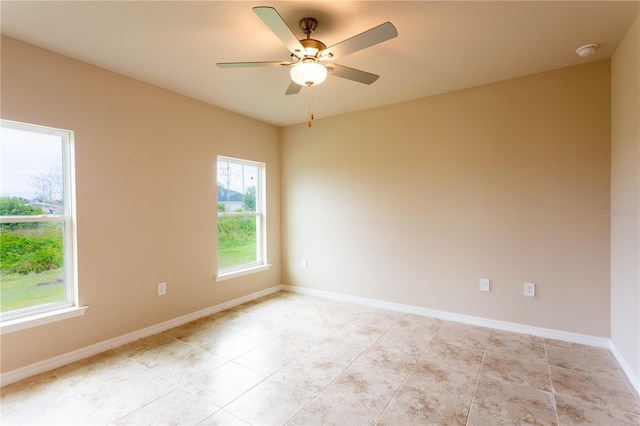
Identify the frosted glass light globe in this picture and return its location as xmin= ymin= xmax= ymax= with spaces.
xmin=290 ymin=61 xmax=327 ymax=87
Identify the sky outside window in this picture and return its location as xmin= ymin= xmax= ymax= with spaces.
xmin=1 ymin=126 xmax=63 ymax=200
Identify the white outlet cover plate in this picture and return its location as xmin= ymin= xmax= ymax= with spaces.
xmin=479 ymin=278 xmax=490 ymax=291
xmin=524 ymin=282 xmax=535 ymax=297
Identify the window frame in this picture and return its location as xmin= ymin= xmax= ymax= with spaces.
xmin=215 ymin=156 xmax=269 ymax=281
xmin=0 ymin=120 xmax=83 ymax=330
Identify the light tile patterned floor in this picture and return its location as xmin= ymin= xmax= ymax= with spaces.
xmin=2 ymin=291 xmax=639 ymax=425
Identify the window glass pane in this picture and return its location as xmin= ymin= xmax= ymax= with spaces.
xmin=217 ymin=215 xmax=257 ymax=269
xmin=0 ymin=221 xmax=65 ymax=313
xmin=1 ymin=127 xmax=64 ymax=214
xmin=217 ymin=160 xmax=258 ymax=213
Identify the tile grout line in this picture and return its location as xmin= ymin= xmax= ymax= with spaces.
xmin=606 ymin=348 xmax=640 ymax=405
xmin=464 ymin=328 xmax=491 ymax=426
xmin=543 ymin=339 xmax=561 ymax=426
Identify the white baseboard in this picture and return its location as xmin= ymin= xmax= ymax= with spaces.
xmin=610 ymin=340 xmax=640 ymax=396
xmin=0 ymin=285 xmax=284 ymax=387
xmin=282 ymin=285 xmax=610 ymax=348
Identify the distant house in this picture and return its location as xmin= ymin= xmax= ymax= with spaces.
xmin=217 ymin=188 xmax=244 ymax=212
xmin=28 ymin=201 xmax=59 ymax=214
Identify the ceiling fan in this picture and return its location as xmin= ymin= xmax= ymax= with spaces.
xmin=217 ymin=6 xmax=398 ymax=95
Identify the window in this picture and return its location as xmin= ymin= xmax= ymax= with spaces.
xmin=0 ymin=120 xmax=82 ymax=329
xmin=216 ymin=156 xmax=268 ymax=280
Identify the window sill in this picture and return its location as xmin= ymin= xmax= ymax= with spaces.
xmin=0 ymin=306 xmax=89 ymax=335
xmin=216 ymin=264 xmax=271 ymax=282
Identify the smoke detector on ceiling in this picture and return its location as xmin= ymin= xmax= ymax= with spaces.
xmin=576 ymin=44 xmax=599 ymax=58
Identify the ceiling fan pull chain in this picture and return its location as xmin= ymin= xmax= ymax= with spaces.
xmin=308 ymin=94 xmax=315 ymax=127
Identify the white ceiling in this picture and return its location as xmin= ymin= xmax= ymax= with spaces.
xmin=1 ymin=1 xmax=638 ymax=127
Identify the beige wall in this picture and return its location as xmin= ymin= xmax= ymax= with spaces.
xmin=0 ymin=36 xmax=281 ymax=373
xmin=282 ymin=60 xmax=611 ymax=337
xmin=611 ymin=15 xmax=640 ymax=380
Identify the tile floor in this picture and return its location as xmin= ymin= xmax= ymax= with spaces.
xmin=2 ymin=291 xmax=639 ymax=425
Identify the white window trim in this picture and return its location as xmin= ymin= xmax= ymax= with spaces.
xmin=216 ymin=156 xmax=268 ymax=280
xmin=1 ymin=120 xmax=83 ymax=327
xmin=0 ymin=306 xmax=88 ymax=335
xmin=215 ymin=263 xmax=271 ymax=282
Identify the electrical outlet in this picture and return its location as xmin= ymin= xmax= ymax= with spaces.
xmin=158 ymin=282 xmax=167 ymax=296
xmin=479 ymin=278 xmax=490 ymax=291
xmin=301 ymin=259 xmax=307 ymax=269
xmin=524 ymin=282 xmax=535 ymax=297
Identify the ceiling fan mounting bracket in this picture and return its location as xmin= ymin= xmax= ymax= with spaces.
xmin=299 ymin=17 xmax=318 ymax=36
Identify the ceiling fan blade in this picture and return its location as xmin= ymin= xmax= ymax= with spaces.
xmin=217 ymin=61 xmax=290 ymax=68
xmin=327 ymin=64 xmax=379 ymax=85
xmin=253 ymin=6 xmax=305 ymax=56
xmin=285 ymin=81 xmax=302 ymax=96
xmin=324 ymin=22 xmax=397 ymax=60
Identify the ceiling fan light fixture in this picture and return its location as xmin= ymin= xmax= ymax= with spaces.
xmin=290 ymin=61 xmax=327 ymax=87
